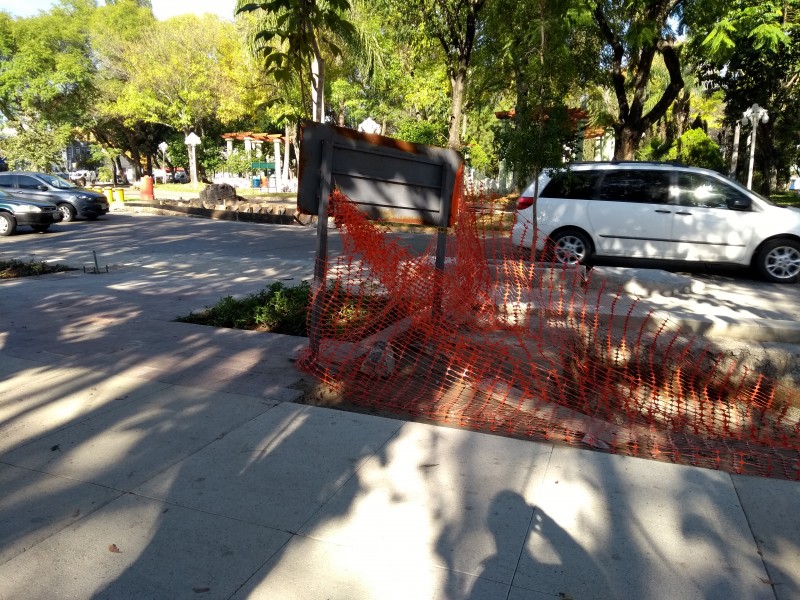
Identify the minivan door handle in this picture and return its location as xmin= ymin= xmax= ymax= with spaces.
xmin=654 ymin=209 xmax=671 ymax=214
xmin=675 ymin=211 xmax=692 ymax=216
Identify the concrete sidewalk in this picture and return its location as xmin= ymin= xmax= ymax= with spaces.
xmin=1 ymin=215 xmax=799 ymax=599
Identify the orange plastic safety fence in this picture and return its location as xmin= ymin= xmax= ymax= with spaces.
xmin=297 ymin=190 xmax=800 ymax=480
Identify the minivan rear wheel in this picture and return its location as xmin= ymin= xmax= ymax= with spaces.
xmin=58 ymin=203 xmax=76 ymax=222
xmin=547 ymin=229 xmax=592 ymax=266
xmin=756 ymin=239 xmax=800 ymax=283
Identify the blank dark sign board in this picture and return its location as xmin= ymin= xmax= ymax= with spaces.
xmin=297 ymin=121 xmax=463 ymax=228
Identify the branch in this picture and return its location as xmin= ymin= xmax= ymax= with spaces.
xmin=593 ymin=2 xmax=629 ymax=120
xmin=640 ymin=39 xmax=684 ymax=130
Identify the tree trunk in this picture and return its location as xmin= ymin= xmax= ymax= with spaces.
xmin=283 ymin=122 xmax=291 ymax=183
xmin=594 ymin=4 xmax=684 ymax=160
xmin=448 ymin=63 xmax=467 ymax=150
xmin=614 ymin=126 xmax=642 ymax=160
xmin=311 ymin=48 xmax=325 ymax=122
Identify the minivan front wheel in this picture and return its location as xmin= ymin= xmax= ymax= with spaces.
xmin=58 ymin=203 xmax=76 ymax=222
xmin=0 ymin=212 xmax=16 ymax=236
xmin=756 ymin=239 xmax=800 ymax=283
xmin=548 ymin=229 xmax=592 ymax=266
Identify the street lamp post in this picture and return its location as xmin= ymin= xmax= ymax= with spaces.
xmin=158 ymin=142 xmax=168 ymax=184
xmin=185 ymin=132 xmax=201 ymax=189
xmin=741 ymin=103 xmax=769 ymax=190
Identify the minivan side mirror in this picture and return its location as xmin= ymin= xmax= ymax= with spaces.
xmin=727 ymin=196 xmax=751 ymax=211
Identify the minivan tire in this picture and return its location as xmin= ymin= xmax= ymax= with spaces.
xmin=547 ymin=229 xmax=593 ymax=266
xmin=58 ymin=203 xmax=76 ymax=222
xmin=756 ymin=239 xmax=800 ymax=283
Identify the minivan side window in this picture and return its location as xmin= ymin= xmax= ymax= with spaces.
xmin=541 ymin=171 xmax=602 ymax=199
xmin=598 ymin=171 xmax=671 ymax=203
xmin=0 ymin=173 xmax=13 ymax=188
xmin=672 ymin=173 xmax=748 ymax=209
xmin=17 ymin=175 xmax=43 ymax=190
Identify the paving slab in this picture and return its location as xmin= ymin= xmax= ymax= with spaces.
xmin=300 ymin=421 xmax=552 ymax=585
xmin=0 ymin=355 xmax=48 ymax=379
xmin=134 ymin=402 xmax=404 ymax=532
xmin=1 ymin=384 xmax=279 ymax=491
xmin=229 ymin=533 xmax=515 ymax=600
xmin=0 ymin=368 xmax=170 ymax=454
xmin=514 ymin=446 xmax=775 ymax=600
xmin=0 ymin=493 xmax=292 ymax=600
xmin=0 ymin=464 xmax=122 ymax=566
xmin=733 ymin=474 xmax=800 ymax=600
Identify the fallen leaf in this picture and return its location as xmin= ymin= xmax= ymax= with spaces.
xmin=192 ymin=587 xmax=210 ymax=593
xmin=50 ymin=445 xmax=60 ymax=452
xmin=108 ymin=544 xmax=121 ymax=554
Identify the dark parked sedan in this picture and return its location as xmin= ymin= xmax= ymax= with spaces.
xmin=0 ymin=171 xmax=109 ymax=222
xmin=0 ymin=189 xmax=63 ymax=236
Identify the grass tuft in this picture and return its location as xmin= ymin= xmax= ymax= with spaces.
xmin=0 ymin=259 xmax=74 ymax=279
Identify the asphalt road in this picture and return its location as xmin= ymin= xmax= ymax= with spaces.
xmin=2 ymin=211 xmax=797 ymax=337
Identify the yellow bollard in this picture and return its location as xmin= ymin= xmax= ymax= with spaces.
xmin=113 ymin=188 xmax=125 ymax=203
xmin=103 ymin=188 xmax=114 ymax=203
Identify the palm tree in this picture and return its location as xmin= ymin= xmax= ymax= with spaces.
xmin=236 ymin=0 xmax=356 ymax=122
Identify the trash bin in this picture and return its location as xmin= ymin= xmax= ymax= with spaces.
xmin=252 ymin=176 xmax=260 ymax=189
xmin=140 ymin=175 xmax=154 ymax=201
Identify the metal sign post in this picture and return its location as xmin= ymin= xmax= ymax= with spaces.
xmin=298 ymin=122 xmax=463 ymax=358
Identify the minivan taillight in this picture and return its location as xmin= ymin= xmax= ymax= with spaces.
xmin=517 ymin=196 xmax=535 ymax=210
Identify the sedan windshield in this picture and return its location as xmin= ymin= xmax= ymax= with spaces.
xmin=38 ymin=174 xmax=77 ymax=189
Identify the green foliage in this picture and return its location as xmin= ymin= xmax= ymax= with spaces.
xmin=0 ymin=120 xmax=71 ymax=171
xmin=0 ymin=259 xmax=73 ymax=278
xmin=177 ymin=281 xmax=311 ymax=336
xmin=224 ymin=151 xmax=254 ymax=176
xmin=665 ymin=128 xmax=725 ymax=171
xmin=0 ymin=4 xmax=96 ymax=124
xmin=494 ymin=106 xmax=577 ymax=189
xmin=689 ymin=0 xmax=800 ymax=191
xmin=465 ymin=140 xmax=492 ymax=175
xmin=237 ymin=0 xmax=356 ymax=121
xmin=394 ymin=119 xmax=447 ymax=146
xmin=636 ymin=137 xmax=671 ymax=162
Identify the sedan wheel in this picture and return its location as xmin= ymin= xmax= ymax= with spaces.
xmin=58 ymin=203 xmax=76 ymax=222
xmin=0 ymin=212 xmax=16 ymax=236
xmin=549 ymin=230 xmax=592 ymax=265
xmin=757 ymin=239 xmax=800 ymax=283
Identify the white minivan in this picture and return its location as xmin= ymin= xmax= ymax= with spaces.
xmin=511 ymin=162 xmax=800 ymax=283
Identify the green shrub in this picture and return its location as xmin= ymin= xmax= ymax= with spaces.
xmin=395 ymin=120 xmax=447 ymax=147
xmin=177 ymin=281 xmax=311 ymax=336
xmin=665 ymin=129 xmax=725 ymax=171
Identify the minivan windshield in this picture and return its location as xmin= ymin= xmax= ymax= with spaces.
xmin=38 ymin=174 xmax=77 ymax=189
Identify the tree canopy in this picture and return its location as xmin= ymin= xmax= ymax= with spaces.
xmin=0 ymin=0 xmax=797 ymax=193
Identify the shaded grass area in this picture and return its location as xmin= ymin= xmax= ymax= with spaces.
xmin=770 ymin=191 xmax=800 ymax=207
xmin=0 ymin=259 xmax=75 ymax=279
xmin=176 ymin=280 xmax=396 ymax=339
xmin=177 ymin=281 xmax=311 ymax=336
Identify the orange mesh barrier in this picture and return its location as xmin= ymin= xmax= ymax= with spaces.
xmin=297 ymin=190 xmax=800 ymax=480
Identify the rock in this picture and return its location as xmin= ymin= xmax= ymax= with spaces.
xmin=199 ymin=183 xmax=238 ymax=204
xmin=359 ymin=341 xmax=396 ymax=378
